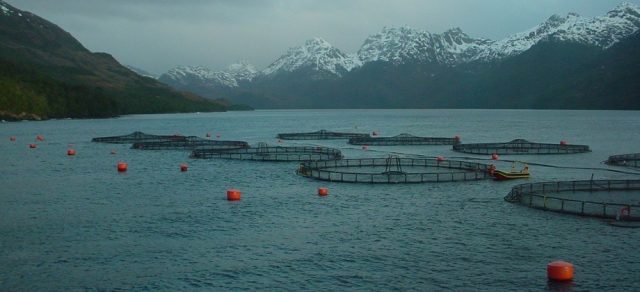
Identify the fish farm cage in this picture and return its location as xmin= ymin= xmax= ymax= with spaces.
xmin=92 ymin=131 xmax=185 ymax=144
xmin=504 ymin=179 xmax=640 ymax=221
xmin=277 ymin=129 xmax=370 ymax=140
xmin=452 ymin=139 xmax=590 ymax=155
xmin=296 ymin=155 xmax=492 ymax=183
xmin=606 ymin=153 xmax=640 ymax=168
xmin=348 ymin=133 xmax=460 ymax=146
xmin=131 ymin=136 xmax=248 ymax=151
xmin=190 ymin=143 xmax=343 ymax=162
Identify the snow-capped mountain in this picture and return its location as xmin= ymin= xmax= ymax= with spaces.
xmin=161 ymin=66 xmax=238 ymax=87
xmin=358 ymin=2 xmax=640 ymax=65
xmin=158 ymin=2 xmax=640 ymax=95
xmin=261 ymin=37 xmax=360 ymax=78
xmin=476 ymin=2 xmax=640 ymax=60
xmin=357 ymin=26 xmax=492 ymax=65
xmin=160 ymin=61 xmax=258 ymax=88
xmin=227 ymin=61 xmax=258 ymax=81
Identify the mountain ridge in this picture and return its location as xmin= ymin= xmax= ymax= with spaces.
xmin=159 ymin=2 xmax=640 ymax=95
xmin=0 ymin=0 xmax=230 ymax=120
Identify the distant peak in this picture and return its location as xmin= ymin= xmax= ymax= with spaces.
xmin=608 ymin=1 xmax=640 ymax=16
xmin=567 ymin=12 xmax=580 ymax=18
xmin=304 ymin=37 xmax=332 ymax=47
xmin=615 ymin=1 xmax=639 ymax=10
xmin=545 ymin=14 xmax=567 ymax=24
xmin=445 ymin=27 xmax=464 ymax=34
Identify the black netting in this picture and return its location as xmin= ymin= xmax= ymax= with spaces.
xmin=505 ymin=179 xmax=640 ymax=221
xmin=297 ymin=156 xmax=492 ymax=183
xmin=453 ymin=139 xmax=590 ymax=155
xmin=606 ymin=153 xmax=640 ymax=168
xmin=348 ymin=133 xmax=460 ymax=146
xmin=277 ymin=129 xmax=369 ymax=140
xmin=190 ymin=144 xmax=343 ymax=161
xmin=132 ymin=136 xmax=248 ymax=150
xmin=92 ymin=131 xmax=184 ymax=144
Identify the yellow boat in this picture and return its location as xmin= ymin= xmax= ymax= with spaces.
xmin=492 ymin=162 xmax=530 ymax=181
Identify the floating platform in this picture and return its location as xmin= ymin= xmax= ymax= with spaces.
xmin=296 ymin=155 xmax=492 ymax=184
xmin=504 ymin=179 xmax=640 ymax=221
xmin=453 ymin=139 xmax=590 ymax=155
xmin=277 ymin=129 xmax=370 ymax=140
xmin=348 ymin=133 xmax=459 ymax=146
xmin=190 ymin=144 xmax=343 ymax=161
xmin=606 ymin=153 xmax=640 ymax=168
xmin=131 ymin=136 xmax=248 ymax=151
xmin=92 ymin=131 xmax=184 ymax=144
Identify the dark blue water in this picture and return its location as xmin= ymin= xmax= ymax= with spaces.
xmin=1 ymin=109 xmax=639 ymax=290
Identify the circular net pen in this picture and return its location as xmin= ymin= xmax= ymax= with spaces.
xmin=277 ymin=129 xmax=370 ymax=140
xmin=131 ymin=136 xmax=248 ymax=151
xmin=504 ymin=180 xmax=640 ymax=221
xmin=348 ymin=133 xmax=460 ymax=146
xmin=606 ymin=153 xmax=640 ymax=168
xmin=92 ymin=131 xmax=184 ymax=144
xmin=453 ymin=139 xmax=590 ymax=155
xmin=190 ymin=144 xmax=343 ymax=162
xmin=296 ymin=155 xmax=492 ymax=183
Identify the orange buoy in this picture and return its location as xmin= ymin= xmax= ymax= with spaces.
xmin=560 ymin=140 xmax=568 ymax=145
xmin=318 ymin=187 xmax=329 ymax=196
xmin=227 ymin=189 xmax=241 ymax=201
xmin=488 ymin=164 xmax=496 ymax=176
xmin=436 ymin=156 xmax=445 ymax=162
xmin=491 ymin=153 xmax=499 ymax=160
xmin=9 ymin=136 xmax=16 ymax=141
xmin=36 ymin=135 xmax=44 ymax=141
xmin=547 ymin=261 xmax=574 ymax=281
xmin=29 ymin=143 xmax=37 ymax=149
xmin=362 ymin=145 xmax=368 ymax=150
xmin=117 ymin=162 xmax=128 ymax=172
xmin=67 ymin=149 xmax=76 ymax=156
xmin=180 ymin=163 xmax=188 ymax=172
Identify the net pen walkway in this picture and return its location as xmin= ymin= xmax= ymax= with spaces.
xmin=453 ymin=139 xmax=590 ymax=155
xmin=504 ymin=179 xmax=640 ymax=221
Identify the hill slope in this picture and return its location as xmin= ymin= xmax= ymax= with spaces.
xmin=0 ymin=0 xmax=226 ymax=120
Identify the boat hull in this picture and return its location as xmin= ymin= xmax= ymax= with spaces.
xmin=493 ymin=170 xmax=530 ymax=181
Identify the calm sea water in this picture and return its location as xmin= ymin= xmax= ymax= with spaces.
xmin=1 ymin=109 xmax=639 ymax=291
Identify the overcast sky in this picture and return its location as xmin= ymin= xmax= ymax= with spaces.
xmin=7 ymin=0 xmax=640 ymax=74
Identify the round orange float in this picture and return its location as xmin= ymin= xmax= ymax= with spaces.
xmin=9 ymin=136 xmax=16 ymax=141
xmin=227 ymin=189 xmax=241 ymax=201
xmin=29 ymin=143 xmax=37 ymax=148
xmin=318 ymin=187 xmax=329 ymax=196
xmin=180 ymin=163 xmax=188 ymax=172
xmin=547 ymin=261 xmax=574 ymax=281
xmin=436 ymin=156 xmax=445 ymax=162
xmin=117 ymin=162 xmax=128 ymax=172
xmin=67 ymin=149 xmax=76 ymax=156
